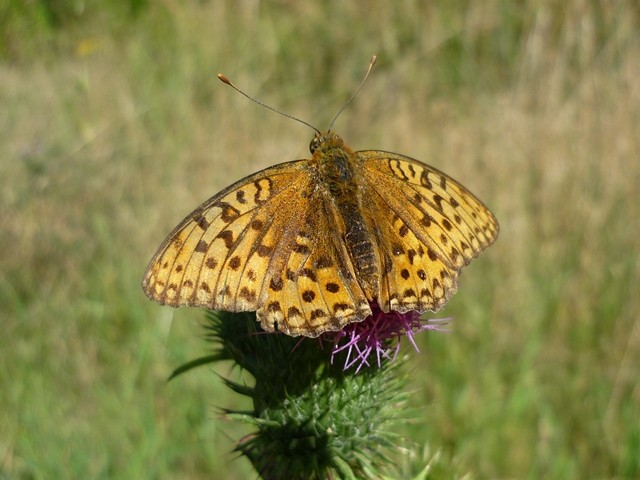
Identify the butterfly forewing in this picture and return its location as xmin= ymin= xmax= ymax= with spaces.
xmin=359 ymin=150 xmax=499 ymax=261
xmin=143 ymin=161 xmax=307 ymax=309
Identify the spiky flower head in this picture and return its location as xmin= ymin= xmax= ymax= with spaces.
xmin=324 ymin=302 xmax=450 ymax=373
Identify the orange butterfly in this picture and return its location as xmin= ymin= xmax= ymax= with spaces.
xmin=142 ymin=60 xmax=498 ymax=337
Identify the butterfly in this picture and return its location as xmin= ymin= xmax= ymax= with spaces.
xmin=142 ymin=129 xmax=499 ymax=338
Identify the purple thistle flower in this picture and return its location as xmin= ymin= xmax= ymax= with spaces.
xmin=322 ymin=302 xmax=451 ymax=373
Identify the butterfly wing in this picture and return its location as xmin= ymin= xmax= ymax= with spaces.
xmin=142 ymin=159 xmax=370 ymax=337
xmin=256 ymin=197 xmax=372 ymax=337
xmin=357 ymin=150 xmax=499 ymax=313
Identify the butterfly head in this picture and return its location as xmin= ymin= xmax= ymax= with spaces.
xmin=309 ymin=131 xmax=344 ymax=154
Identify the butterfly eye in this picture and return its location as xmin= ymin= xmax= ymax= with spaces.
xmin=309 ymin=135 xmax=322 ymax=154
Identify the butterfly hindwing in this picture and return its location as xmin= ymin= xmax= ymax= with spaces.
xmin=363 ymin=184 xmax=458 ymax=313
xmin=256 ymin=190 xmax=371 ymax=337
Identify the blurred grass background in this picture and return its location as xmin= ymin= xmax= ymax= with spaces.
xmin=1 ymin=1 xmax=639 ymax=478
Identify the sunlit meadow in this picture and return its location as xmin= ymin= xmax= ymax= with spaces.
xmin=1 ymin=1 xmax=639 ymax=478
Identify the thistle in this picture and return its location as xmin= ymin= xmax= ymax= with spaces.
xmin=171 ymin=308 xmax=448 ymax=479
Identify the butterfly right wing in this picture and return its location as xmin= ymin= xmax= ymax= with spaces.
xmin=142 ymin=159 xmax=370 ymax=337
xmin=357 ymin=150 xmax=499 ymax=314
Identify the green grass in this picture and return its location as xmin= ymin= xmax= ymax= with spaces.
xmin=2 ymin=1 xmax=639 ymax=478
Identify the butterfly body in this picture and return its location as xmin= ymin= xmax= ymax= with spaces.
xmin=313 ymin=133 xmax=380 ymax=300
xmin=143 ymin=131 xmax=498 ymax=337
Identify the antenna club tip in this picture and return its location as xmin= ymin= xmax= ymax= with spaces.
xmin=217 ymin=73 xmax=232 ymax=85
xmin=370 ymin=55 xmax=377 ymax=65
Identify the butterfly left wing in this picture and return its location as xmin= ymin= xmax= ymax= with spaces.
xmin=357 ymin=150 xmax=499 ymax=313
xmin=143 ymin=159 xmax=371 ymax=337
xmin=254 ymin=200 xmax=372 ymax=337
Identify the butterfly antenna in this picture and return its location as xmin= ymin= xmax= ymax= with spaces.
xmin=217 ymin=73 xmax=320 ymax=134
xmin=327 ymin=55 xmax=377 ymax=130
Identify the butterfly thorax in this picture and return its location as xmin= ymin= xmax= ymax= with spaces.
xmin=311 ymin=132 xmax=380 ymax=299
